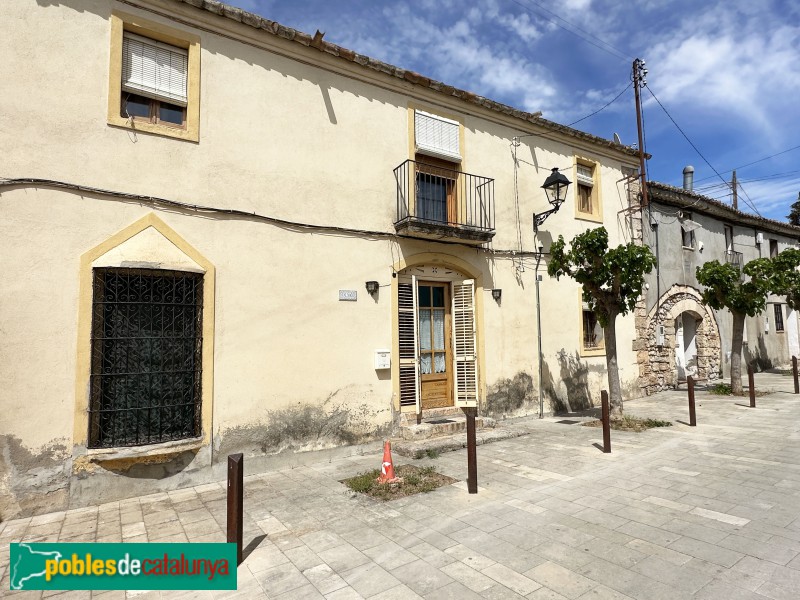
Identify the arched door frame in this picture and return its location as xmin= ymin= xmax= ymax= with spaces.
xmin=638 ymin=285 xmax=721 ymax=394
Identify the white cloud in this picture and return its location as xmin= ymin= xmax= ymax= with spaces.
xmin=495 ymin=12 xmax=543 ymax=43
xmin=644 ymin=3 xmax=800 ymax=138
xmin=335 ymin=2 xmax=560 ymax=114
xmin=735 ymin=176 xmax=800 ymax=219
xmin=563 ymin=0 xmax=592 ymax=10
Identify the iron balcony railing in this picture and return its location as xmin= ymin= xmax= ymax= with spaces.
xmin=394 ymin=159 xmax=495 ymax=236
xmin=725 ymin=250 xmax=743 ymax=270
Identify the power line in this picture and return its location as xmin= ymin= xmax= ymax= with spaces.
xmin=506 ymin=0 xmax=631 ymax=63
xmin=693 ymin=144 xmax=800 ymax=184
xmin=0 ymin=176 xmax=545 ymax=257
xmin=568 ymin=82 xmax=632 ymax=126
xmin=695 ymin=170 xmax=800 ymax=194
xmin=645 ymin=85 xmax=762 ymax=216
xmin=516 ymin=80 xmax=632 ymax=142
xmin=740 ymin=170 xmax=800 ymax=183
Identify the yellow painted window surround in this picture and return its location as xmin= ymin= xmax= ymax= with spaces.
xmin=574 ymin=158 xmax=602 ymax=222
xmin=108 ymin=11 xmax=200 ymax=142
xmin=73 ymin=214 xmax=216 ymax=454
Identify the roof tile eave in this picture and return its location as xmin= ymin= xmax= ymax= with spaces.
xmin=648 ymin=181 xmax=800 ymax=236
xmin=173 ymin=0 xmax=640 ymax=159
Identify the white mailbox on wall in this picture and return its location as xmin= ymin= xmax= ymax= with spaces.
xmin=374 ymin=349 xmax=391 ymax=370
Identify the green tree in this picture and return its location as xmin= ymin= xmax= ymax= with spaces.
xmin=548 ymin=227 xmax=656 ymax=413
xmin=695 ymin=259 xmax=772 ymax=394
xmin=787 ymin=193 xmax=800 ymax=226
xmin=767 ymin=247 xmax=800 ymax=309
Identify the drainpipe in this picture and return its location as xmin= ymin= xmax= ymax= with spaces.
xmin=651 ymin=217 xmax=660 ymax=309
xmin=536 ymin=248 xmax=544 ymax=419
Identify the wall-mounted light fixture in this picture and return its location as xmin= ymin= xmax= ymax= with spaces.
xmin=365 ymin=281 xmax=379 ymax=296
xmin=491 ymin=289 xmax=502 ymax=302
xmin=533 ymin=167 xmax=571 ymax=231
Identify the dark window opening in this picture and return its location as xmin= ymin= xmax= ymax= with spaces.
xmin=582 ymin=305 xmax=604 ymax=350
xmin=577 ymin=183 xmax=592 ymax=213
xmin=414 ymin=155 xmax=458 ymax=225
xmin=774 ymin=304 xmax=784 ymax=332
xmin=121 ymin=93 xmax=187 ymax=129
xmin=770 ymin=239 xmax=779 ymax=258
xmin=681 ymin=212 xmax=695 ymax=248
xmin=724 ymin=225 xmax=734 ymax=251
xmin=89 ymin=268 xmax=203 ymax=448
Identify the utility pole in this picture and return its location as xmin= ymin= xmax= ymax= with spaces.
xmin=732 ymin=170 xmax=738 ymax=210
xmin=633 ymin=58 xmax=649 ymax=206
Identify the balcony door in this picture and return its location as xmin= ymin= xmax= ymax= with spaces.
xmin=415 ymin=155 xmax=457 ymax=225
xmin=417 ymin=281 xmax=453 ymax=409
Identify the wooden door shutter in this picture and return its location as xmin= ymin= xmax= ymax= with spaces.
xmin=398 ymin=276 xmax=420 ymax=411
xmin=122 ymin=32 xmax=189 ymax=106
xmin=452 ymin=280 xmax=478 ymax=407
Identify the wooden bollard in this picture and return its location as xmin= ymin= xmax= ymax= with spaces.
xmin=227 ymin=453 xmax=244 ymax=565
xmin=688 ymin=375 xmax=696 ymax=426
xmin=793 ymin=356 xmax=799 ymax=395
xmin=465 ymin=408 xmax=478 ymax=494
xmin=747 ymin=365 xmax=756 ymax=408
xmin=601 ymin=390 xmax=611 ymax=453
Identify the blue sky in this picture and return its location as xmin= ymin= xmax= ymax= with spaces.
xmin=236 ymin=0 xmax=800 ymax=221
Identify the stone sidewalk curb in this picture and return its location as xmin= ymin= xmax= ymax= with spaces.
xmin=392 ymin=425 xmax=529 ymax=459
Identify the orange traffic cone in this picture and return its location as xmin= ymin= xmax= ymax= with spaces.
xmin=376 ymin=440 xmax=402 ymax=484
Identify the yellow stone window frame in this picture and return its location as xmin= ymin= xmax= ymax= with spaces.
xmin=107 ymin=11 xmax=201 ymax=142
xmin=573 ymin=155 xmax=603 ymax=223
xmin=73 ymin=214 xmax=215 ymax=455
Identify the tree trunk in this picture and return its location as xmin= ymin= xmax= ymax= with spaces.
xmin=730 ymin=311 xmax=746 ymax=395
xmin=604 ymin=310 xmax=623 ymax=414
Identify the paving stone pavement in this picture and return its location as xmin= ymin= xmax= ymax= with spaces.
xmin=2 ymin=371 xmax=799 ymax=599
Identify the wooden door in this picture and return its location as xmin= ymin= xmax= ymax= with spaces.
xmin=418 ymin=282 xmax=453 ymax=409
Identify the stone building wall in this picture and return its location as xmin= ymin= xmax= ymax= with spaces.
xmin=637 ymin=285 xmax=721 ymax=394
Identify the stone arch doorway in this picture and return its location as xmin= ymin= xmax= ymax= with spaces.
xmin=638 ymin=285 xmax=721 ymax=394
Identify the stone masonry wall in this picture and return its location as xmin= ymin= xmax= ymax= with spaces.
xmin=637 ymin=286 xmax=722 ymax=395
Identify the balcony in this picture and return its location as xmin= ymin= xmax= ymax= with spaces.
xmin=394 ymin=159 xmax=495 ymax=244
xmin=725 ymin=250 xmax=743 ymax=270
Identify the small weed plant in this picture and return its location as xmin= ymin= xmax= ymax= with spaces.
xmin=709 ymin=381 xmax=767 ymax=397
xmin=341 ymin=464 xmax=455 ymax=501
xmin=710 ymin=382 xmax=733 ymax=395
xmin=584 ymin=415 xmax=672 ymax=432
xmin=345 ymin=469 xmax=380 ymax=494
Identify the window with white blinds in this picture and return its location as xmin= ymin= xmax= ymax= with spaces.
xmin=415 ymin=110 xmax=461 ymax=162
xmin=122 ymin=32 xmax=188 ymax=106
xmin=576 ymin=164 xmax=594 ymax=187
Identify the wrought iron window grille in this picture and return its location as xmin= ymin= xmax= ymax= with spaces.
xmin=88 ymin=268 xmax=203 ymax=448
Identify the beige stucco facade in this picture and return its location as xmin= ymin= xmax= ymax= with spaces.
xmin=0 ymin=0 xmax=643 ymax=518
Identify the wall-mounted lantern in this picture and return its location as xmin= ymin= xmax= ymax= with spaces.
xmin=533 ymin=167 xmax=571 ymax=231
xmin=491 ymin=289 xmax=502 ymax=302
xmin=365 ymin=281 xmax=379 ymax=296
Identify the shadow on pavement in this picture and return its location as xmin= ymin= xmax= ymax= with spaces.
xmin=242 ymin=534 xmax=267 ymax=561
